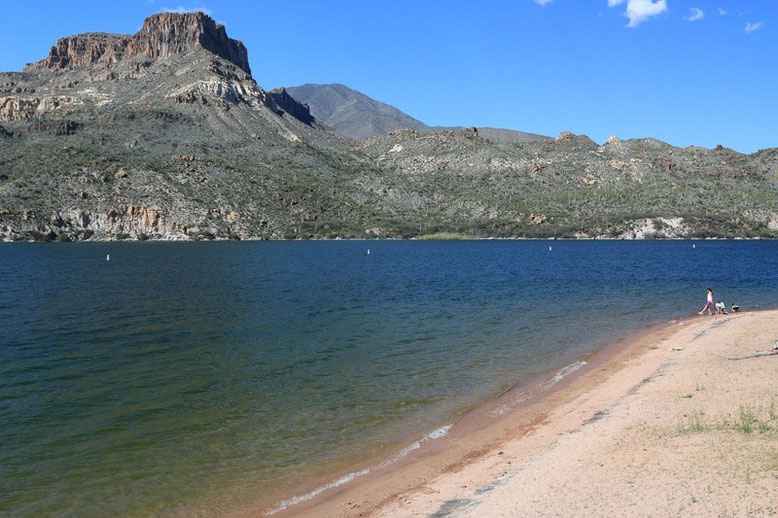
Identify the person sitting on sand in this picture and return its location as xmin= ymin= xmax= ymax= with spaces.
xmin=731 ymin=304 xmax=740 ymax=313
xmin=715 ymin=301 xmax=727 ymax=314
xmin=699 ymin=288 xmax=714 ymax=315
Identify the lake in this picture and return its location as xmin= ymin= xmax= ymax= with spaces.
xmin=1 ymin=240 xmax=776 ymax=516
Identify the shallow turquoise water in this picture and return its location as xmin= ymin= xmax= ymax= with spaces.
xmin=1 ymin=240 xmax=777 ymax=516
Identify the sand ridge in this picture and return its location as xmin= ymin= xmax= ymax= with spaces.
xmin=283 ymin=311 xmax=778 ymax=517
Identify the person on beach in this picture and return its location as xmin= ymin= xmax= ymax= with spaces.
xmin=699 ymin=288 xmax=714 ymax=315
xmin=715 ymin=301 xmax=727 ymax=315
xmin=731 ymin=304 xmax=740 ymax=313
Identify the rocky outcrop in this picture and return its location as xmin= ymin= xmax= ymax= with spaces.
xmin=554 ymin=130 xmax=598 ymax=149
xmin=25 ymin=12 xmax=251 ymax=75
xmin=125 ymin=12 xmax=251 ymax=75
xmin=0 ymin=95 xmax=83 ymax=122
xmin=26 ymin=119 xmax=81 ymax=135
xmin=26 ymin=33 xmax=126 ymax=70
xmin=0 ymin=203 xmax=256 ymax=242
xmin=170 ymin=79 xmax=262 ymax=106
xmin=267 ymin=87 xmax=314 ymax=125
xmin=0 ymin=96 xmax=41 ymax=121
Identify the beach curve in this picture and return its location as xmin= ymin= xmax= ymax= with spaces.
xmin=273 ymin=310 xmax=778 ymax=517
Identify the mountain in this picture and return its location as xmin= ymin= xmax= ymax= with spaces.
xmin=0 ymin=13 xmax=386 ymax=241
xmin=284 ymin=83 xmax=429 ymax=140
xmin=285 ymin=83 xmax=550 ymax=143
xmin=1 ymin=13 xmax=777 ymax=242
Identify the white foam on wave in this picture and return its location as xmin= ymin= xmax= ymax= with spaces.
xmin=265 ymin=424 xmax=452 ymax=515
xmin=540 ymin=360 xmax=587 ymax=390
xmin=266 ymin=468 xmax=370 ymax=515
xmin=377 ymin=424 xmax=452 ymax=468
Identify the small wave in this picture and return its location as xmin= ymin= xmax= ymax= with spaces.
xmin=540 ymin=360 xmax=587 ymax=390
xmin=266 ymin=468 xmax=370 ymax=515
xmin=377 ymin=424 xmax=452 ymax=468
xmin=266 ymin=424 xmax=452 ymax=515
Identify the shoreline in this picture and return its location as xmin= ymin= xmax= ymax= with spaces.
xmin=256 ymin=309 xmax=778 ymax=517
xmin=2 ymin=237 xmax=778 ymax=244
xmin=247 ymin=315 xmax=684 ymax=516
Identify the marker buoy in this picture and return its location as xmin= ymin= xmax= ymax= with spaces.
xmin=106 ymin=254 xmax=110 ymax=261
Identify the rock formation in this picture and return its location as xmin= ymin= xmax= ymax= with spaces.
xmin=268 ymin=87 xmax=314 ymax=125
xmin=125 ymin=12 xmax=250 ymax=75
xmin=26 ymin=33 xmax=126 ymax=70
xmin=26 ymin=12 xmax=251 ymax=75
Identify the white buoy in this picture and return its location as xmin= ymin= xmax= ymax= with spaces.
xmin=106 ymin=254 xmax=110 ymax=261
xmin=367 ymin=249 xmax=371 ymax=255
xmin=692 ymin=244 xmax=696 ymax=249
xmin=549 ymin=246 xmax=552 ymax=251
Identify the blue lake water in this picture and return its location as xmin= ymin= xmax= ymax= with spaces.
xmin=1 ymin=240 xmax=777 ymax=516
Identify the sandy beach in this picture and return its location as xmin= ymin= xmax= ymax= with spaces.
xmin=272 ymin=310 xmax=778 ymax=517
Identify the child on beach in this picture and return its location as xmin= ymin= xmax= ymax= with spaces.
xmin=699 ymin=288 xmax=714 ymax=315
xmin=715 ymin=301 xmax=727 ymax=314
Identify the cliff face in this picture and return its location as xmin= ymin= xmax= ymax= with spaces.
xmin=26 ymin=12 xmax=251 ymax=75
xmin=27 ymin=33 xmax=126 ymax=70
xmin=268 ymin=88 xmax=314 ymax=125
xmin=1 ymin=12 xmax=317 ymax=127
xmin=124 ymin=12 xmax=251 ymax=75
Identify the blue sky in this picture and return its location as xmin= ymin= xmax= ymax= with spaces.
xmin=2 ymin=1 xmax=775 ymax=152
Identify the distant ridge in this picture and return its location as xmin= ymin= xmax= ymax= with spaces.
xmin=285 ymin=83 xmax=551 ymax=143
xmin=285 ymin=83 xmax=428 ymax=140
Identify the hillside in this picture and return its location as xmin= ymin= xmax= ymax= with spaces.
xmin=359 ymin=130 xmax=778 ymax=238
xmin=0 ymin=13 xmax=393 ymax=241
xmin=0 ymin=13 xmax=777 ymax=241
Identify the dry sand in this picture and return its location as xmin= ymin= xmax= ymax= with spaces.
xmin=272 ymin=310 xmax=778 ymax=517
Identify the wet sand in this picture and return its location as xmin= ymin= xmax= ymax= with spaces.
xmin=266 ymin=310 xmax=778 ymax=517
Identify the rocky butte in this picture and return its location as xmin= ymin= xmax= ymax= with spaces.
xmin=0 ymin=12 xmax=777 ymax=241
xmin=26 ymin=12 xmax=251 ymax=74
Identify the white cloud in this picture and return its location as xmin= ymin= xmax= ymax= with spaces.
xmin=717 ymin=8 xmax=727 ymax=16
xmin=533 ymin=0 xmax=553 ymax=5
xmin=161 ymin=6 xmax=212 ymax=15
xmin=608 ymin=0 xmax=668 ymax=28
xmin=745 ymin=21 xmax=764 ymax=33
xmin=685 ymin=7 xmax=704 ymax=22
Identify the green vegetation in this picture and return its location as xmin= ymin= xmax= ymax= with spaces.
xmin=417 ymin=232 xmax=471 ymax=240
xmin=677 ymin=395 xmax=778 ymax=435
